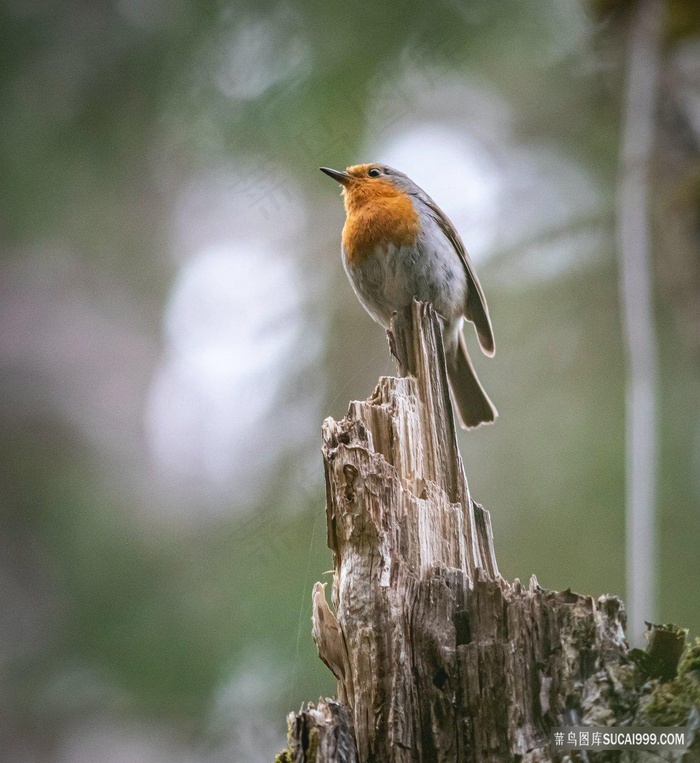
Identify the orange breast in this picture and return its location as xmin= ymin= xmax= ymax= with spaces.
xmin=341 ymin=182 xmax=420 ymax=265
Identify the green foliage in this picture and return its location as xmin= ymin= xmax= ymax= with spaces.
xmin=636 ymin=635 xmax=700 ymax=727
xmin=641 ymin=674 xmax=700 ymax=727
xmin=679 ymin=638 xmax=700 ymax=677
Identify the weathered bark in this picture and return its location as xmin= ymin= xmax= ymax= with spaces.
xmin=276 ymin=301 xmax=699 ymax=763
xmin=276 ymin=700 xmax=357 ymax=763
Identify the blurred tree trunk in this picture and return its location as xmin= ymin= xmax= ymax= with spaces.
xmin=275 ymin=302 xmax=698 ymax=763
xmin=653 ymin=3 xmax=700 ymax=350
xmin=616 ymin=0 xmax=665 ymax=647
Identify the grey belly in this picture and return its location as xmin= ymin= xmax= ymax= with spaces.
xmin=343 ymin=238 xmax=467 ymax=329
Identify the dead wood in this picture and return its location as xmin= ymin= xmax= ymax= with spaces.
xmin=275 ymin=301 xmax=698 ymax=763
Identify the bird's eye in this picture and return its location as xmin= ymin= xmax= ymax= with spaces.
xmin=368 ymin=168 xmax=381 ymax=177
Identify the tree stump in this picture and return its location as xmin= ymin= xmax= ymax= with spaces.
xmin=276 ymin=301 xmax=699 ymax=763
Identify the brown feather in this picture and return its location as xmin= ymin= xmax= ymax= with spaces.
xmin=423 ymin=199 xmax=495 ymax=357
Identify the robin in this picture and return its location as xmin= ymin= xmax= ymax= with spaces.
xmin=320 ymin=162 xmax=497 ymax=429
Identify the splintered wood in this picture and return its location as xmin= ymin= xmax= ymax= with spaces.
xmin=276 ymin=302 xmax=692 ymax=763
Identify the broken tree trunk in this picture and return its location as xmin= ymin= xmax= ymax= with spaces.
xmin=276 ymin=301 xmax=699 ymax=763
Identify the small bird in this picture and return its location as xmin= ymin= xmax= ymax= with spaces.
xmin=321 ymin=163 xmax=497 ymax=429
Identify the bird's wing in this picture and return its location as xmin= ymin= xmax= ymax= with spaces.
xmin=419 ymin=196 xmax=495 ymax=356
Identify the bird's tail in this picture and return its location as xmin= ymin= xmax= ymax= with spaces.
xmin=445 ymin=333 xmax=498 ymax=429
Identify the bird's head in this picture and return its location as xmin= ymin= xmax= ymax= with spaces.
xmin=320 ymin=164 xmax=417 ymax=211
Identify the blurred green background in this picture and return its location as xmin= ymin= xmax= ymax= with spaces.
xmin=1 ymin=0 xmax=699 ymax=760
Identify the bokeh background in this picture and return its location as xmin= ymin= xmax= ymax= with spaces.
xmin=1 ymin=0 xmax=699 ymax=760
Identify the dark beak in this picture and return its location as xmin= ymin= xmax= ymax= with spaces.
xmin=320 ymin=167 xmax=351 ymax=187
